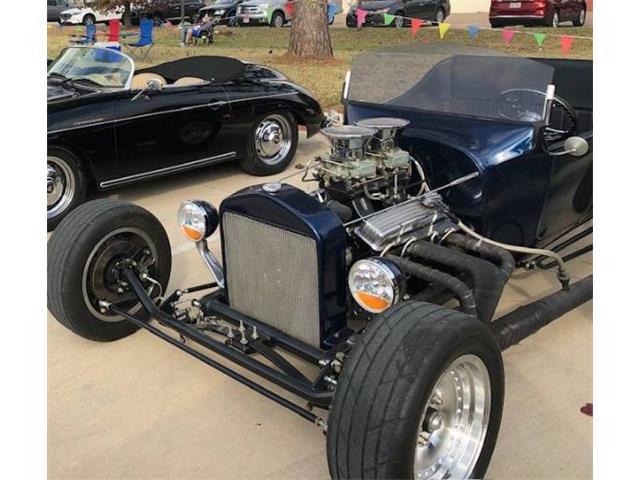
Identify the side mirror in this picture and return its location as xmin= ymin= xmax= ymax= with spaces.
xmin=322 ymin=109 xmax=342 ymax=128
xmin=131 ymin=79 xmax=163 ymax=102
xmin=548 ymin=136 xmax=590 ymax=157
xmin=145 ymin=79 xmax=163 ymax=91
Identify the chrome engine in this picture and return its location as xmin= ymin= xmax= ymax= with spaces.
xmin=308 ymin=117 xmax=459 ymax=252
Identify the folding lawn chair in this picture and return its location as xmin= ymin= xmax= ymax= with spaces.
xmin=69 ymin=23 xmax=97 ymax=46
xmin=106 ymin=19 xmax=121 ymax=43
xmin=124 ymin=18 xmax=154 ymax=61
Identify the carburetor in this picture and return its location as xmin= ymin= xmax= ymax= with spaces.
xmin=354 ymin=117 xmax=411 ymax=171
xmin=314 ymin=118 xmax=414 ymax=204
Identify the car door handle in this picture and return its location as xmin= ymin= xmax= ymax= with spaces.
xmin=209 ymin=101 xmax=225 ymax=110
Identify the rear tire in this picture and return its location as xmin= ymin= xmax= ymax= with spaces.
xmin=47 ymin=199 xmax=172 ymax=342
xmin=393 ymin=11 xmax=405 ymax=28
xmin=489 ymin=20 xmax=503 ymax=28
xmin=327 ymin=302 xmax=504 ymax=479
xmin=545 ymin=10 xmax=559 ymax=27
xmin=240 ymin=112 xmax=298 ymax=176
xmin=432 ymin=8 xmax=445 ymax=25
xmin=47 ymin=146 xmax=87 ymax=232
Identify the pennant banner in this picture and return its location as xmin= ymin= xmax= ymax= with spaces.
xmin=561 ymin=35 xmax=575 ymax=54
xmin=438 ymin=22 xmax=450 ymax=39
xmin=411 ymin=18 xmax=423 ymax=38
xmin=502 ymin=29 xmax=516 ymax=43
xmin=383 ymin=13 xmax=395 ymax=26
xmin=356 ymin=8 xmax=367 ymax=28
xmin=467 ymin=25 xmax=480 ymax=40
xmin=533 ymin=32 xmax=546 ymax=46
xmin=266 ymin=7 xmax=274 ymax=24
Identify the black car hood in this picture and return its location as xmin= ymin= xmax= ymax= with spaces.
xmin=359 ymin=1 xmax=398 ymax=11
xmin=47 ymin=81 xmax=80 ymax=102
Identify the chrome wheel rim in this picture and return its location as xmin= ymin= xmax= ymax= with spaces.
xmin=273 ymin=14 xmax=283 ymax=27
xmin=552 ymin=12 xmax=559 ymax=27
xmin=47 ymin=156 xmax=76 ymax=220
xmin=435 ymin=10 xmax=444 ymax=24
xmin=254 ymin=114 xmax=292 ymax=165
xmin=579 ymin=9 xmax=585 ymax=24
xmin=395 ymin=16 xmax=404 ymax=28
xmin=413 ymin=354 xmax=491 ymax=479
xmin=82 ymin=227 xmax=158 ymax=322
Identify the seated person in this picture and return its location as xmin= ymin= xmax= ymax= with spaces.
xmin=184 ymin=14 xmax=215 ymax=45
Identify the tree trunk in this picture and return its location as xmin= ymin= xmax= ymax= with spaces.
xmin=122 ymin=3 xmax=132 ymax=28
xmin=288 ymin=0 xmax=333 ymax=58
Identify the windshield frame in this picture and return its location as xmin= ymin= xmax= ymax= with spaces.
xmin=47 ymin=46 xmax=135 ymax=91
xmin=346 ymin=47 xmax=557 ymax=126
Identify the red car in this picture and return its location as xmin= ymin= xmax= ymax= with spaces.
xmin=490 ymin=0 xmax=587 ymax=28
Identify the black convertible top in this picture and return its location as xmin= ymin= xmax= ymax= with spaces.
xmin=137 ymin=56 xmax=246 ymax=83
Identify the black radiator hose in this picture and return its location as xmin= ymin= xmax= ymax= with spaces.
xmin=445 ymin=233 xmax=516 ymax=277
xmin=406 ymin=241 xmax=508 ymax=323
xmin=491 ymin=275 xmax=593 ymax=350
xmin=386 ymin=255 xmax=477 ymax=316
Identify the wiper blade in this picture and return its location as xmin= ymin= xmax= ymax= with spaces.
xmin=48 ymin=72 xmax=67 ymax=81
xmin=60 ymin=77 xmax=103 ymax=88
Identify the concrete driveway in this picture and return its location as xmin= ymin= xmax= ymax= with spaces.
xmin=48 ymin=133 xmax=592 ymax=479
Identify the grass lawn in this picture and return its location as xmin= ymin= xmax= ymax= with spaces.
xmin=47 ymin=23 xmax=592 ymax=111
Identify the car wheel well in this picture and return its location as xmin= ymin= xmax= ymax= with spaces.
xmin=48 ymin=143 xmax=95 ymax=185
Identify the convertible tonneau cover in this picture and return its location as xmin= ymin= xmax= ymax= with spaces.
xmin=137 ymin=56 xmax=246 ymax=83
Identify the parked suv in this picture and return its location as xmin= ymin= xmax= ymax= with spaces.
xmin=236 ymin=0 xmax=293 ymax=27
xmin=489 ymin=0 xmax=587 ymax=28
xmin=47 ymin=0 xmax=70 ymax=22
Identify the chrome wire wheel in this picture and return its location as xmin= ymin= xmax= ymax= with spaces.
xmin=413 ymin=354 xmax=492 ymax=479
xmin=81 ymin=227 xmax=158 ymax=322
xmin=394 ymin=15 xmax=404 ymax=28
xmin=579 ymin=8 xmax=586 ymax=24
xmin=552 ymin=11 xmax=559 ymax=27
xmin=435 ymin=9 xmax=445 ymax=24
xmin=47 ymin=156 xmax=76 ymax=220
xmin=254 ymin=114 xmax=292 ymax=165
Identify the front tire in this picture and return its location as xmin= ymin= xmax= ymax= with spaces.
xmin=573 ymin=6 xmax=586 ymax=26
xmin=327 ymin=302 xmax=504 ymax=479
xmin=240 ymin=112 xmax=298 ymax=176
xmin=432 ymin=8 xmax=445 ymax=25
xmin=270 ymin=11 xmax=285 ymax=28
xmin=47 ymin=147 xmax=87 ymax=231
xmin=47 ymin=199 xmax=172 ymax=342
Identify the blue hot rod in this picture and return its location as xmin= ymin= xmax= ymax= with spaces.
xmin=47 ymin=45 xmax=592 ymax=479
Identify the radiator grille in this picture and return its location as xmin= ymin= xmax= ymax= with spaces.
xmin=223 ymin=213 xmax=320 ymax=346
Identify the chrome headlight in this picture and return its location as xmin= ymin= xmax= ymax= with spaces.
xmin=348 ymin=258 xmax=404 ymax=313
xmin=177 ymin=200 xmax=219 ymax=242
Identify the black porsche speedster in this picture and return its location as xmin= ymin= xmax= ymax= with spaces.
xmin=47 ymin=47 xmax=324 ymax=230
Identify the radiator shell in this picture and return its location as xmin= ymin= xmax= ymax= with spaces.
xmin=219 ymin=184 xmax=347 ymax=348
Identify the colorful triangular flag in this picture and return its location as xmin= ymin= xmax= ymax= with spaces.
xmin=266 ymin=7 xmax=274 ymax=24
xmin=411 ymin=18 xmax=424 ymax=38
xmin=467 ymin=25 xmax=480 ymax=40
xmin=356 ymin=8 xmax=367 ymax=28
xmin=438 ymin=22 xmax=450 ymax=39
xmin=383 ymin=13 xmax=395 ymax=26
xmin=533 ymin=32 xmax=546 ymax=46
xmin=560 ymin=35 xmax=575 ymax=54
xmin=502 ymin=29 xmax=516 ymax=43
